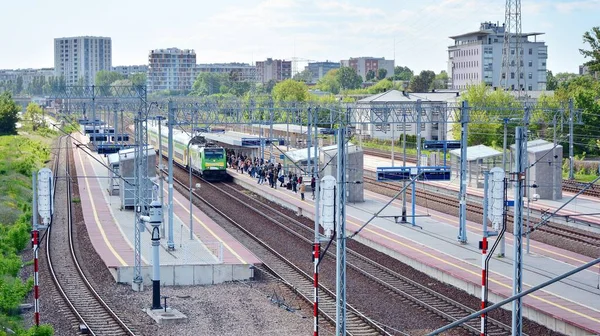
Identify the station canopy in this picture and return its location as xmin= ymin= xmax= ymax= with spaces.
xmin=449 ymin=144 xmax=502 ymax=162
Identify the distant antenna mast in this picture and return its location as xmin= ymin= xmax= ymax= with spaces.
xmin=500 ymin=0 xmax=522 ymax=93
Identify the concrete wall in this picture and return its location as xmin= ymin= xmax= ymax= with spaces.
xmin=111 ymin=264 xmax=254 ymax=286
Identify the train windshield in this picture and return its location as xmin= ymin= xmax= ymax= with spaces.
xmin=204 ymin=149 xmax=224 ymax=160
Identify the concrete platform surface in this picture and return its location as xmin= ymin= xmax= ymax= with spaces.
xmin=72 ymin=133 xmax=260 ymax=287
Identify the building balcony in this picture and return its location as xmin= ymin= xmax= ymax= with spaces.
xmin=448 ymin=40 xmax=483 ymax=49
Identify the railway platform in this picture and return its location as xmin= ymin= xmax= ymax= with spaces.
xmin=71 ymin=133 xmax=260 ymax=287
xmin=228 ymin=168 xmax=600 ymax=336
xmin=364 ymin=153 xmax=600 ymax=233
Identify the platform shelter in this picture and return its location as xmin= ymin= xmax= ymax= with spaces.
xmin=450 ymin=145 xmax=503 ymax=187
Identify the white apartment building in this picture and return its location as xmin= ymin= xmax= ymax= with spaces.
xmin=112 ymin=65 xmax=148 ymax=77
xmin=147 ymin=48 xmax=196 ymax=92
xmin=54 ymin=36 xmax=112 ymax=86
xmin=340 ymin=57 xmax=394 ymax=81
xmin=194 ymin=63 xmax=257 ymax=82
xmin=448 ymin=22 xmax=548 ymax=91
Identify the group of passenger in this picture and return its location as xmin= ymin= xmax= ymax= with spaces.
xmin=227 ymin=153 xmax=316 ymax=201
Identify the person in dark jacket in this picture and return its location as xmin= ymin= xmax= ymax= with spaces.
xmin=292 ymin=174 xmax=298 ymax=193
xmin=311 ymin=176 xmax=316 ymax=199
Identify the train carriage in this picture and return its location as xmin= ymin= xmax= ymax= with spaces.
xmin=146 ymin=122 xmax=228 ymax=181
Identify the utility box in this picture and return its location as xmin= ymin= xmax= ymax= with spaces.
xmin=320 ymin=143 xmax=364 ymax=203
xmin=107 ymin=153 xmax=120 ymax=196
xmin=119 ymin=146 xmax=157 ymax=209
xmin=512 ymin=140 xmax=563 ymax=200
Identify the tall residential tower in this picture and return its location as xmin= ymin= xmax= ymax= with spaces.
xmin=54 ymin=36 xmax=112 ymax=86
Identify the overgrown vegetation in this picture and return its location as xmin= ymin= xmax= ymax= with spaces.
xmin=0 ymin=96 xmax=54 ymax=335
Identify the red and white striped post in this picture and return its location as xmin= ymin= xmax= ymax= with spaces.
xmin=313 ymin=242 xmax=320 ymax=336
xmin=480 ymin=236 xmax=488 ymax=336
xmin=32 ymin=229 xmax=40 ymax=326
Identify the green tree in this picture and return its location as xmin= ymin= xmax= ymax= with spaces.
xmin=263 ymin=80 xmax=277 ymax=94
xmin=409 ymin=70 xmax=436 ymax=92
xmin=130 ymin=73 xmax=147 ymax=86
xmin=24 ymin=102 xmax=44 ymax=130
xmin=272 ymin=79 xmax=309 ymax=102
xmin=365 ymin=70 xmax=375 ymax=81
xmin=367 ymin=78 xmax=393 ymax=94
xmin=579 ymin=26 xmax=600 ymax=74
xmin=292 ymin=69 xmax=314 ymax=83
xmin=316 ymin=69 xmax=341 ymax=94
xmin=15 ymin=76 xmax=23 ymax=94
xmin=0 ymin=92 xmax=20 ymax=135
xmin=95 ymin=70 xmax=124 ymax=93
xmin=377 ymin=68 xmax=388 ymax=80
xmin=191 ymin=73 xmax=228 ymax=96
xmin=431 ymin=71 xmax=449 ymax=90
xmin=451 ymin=83 xmax=518 ymax=146
xmin=394 ymin=66 xmax=414 ymax=81
xmin=336 ymin=66 xmax=362 ymax=90
xmin=546 ymin=70 xmax=558 ymax=90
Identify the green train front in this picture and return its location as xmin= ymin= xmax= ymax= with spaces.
xmin=189 ymin=145 xmax=227 ymax=180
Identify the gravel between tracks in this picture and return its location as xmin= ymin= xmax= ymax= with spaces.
xmin=211 ymin=177 xmax=563 ymax=336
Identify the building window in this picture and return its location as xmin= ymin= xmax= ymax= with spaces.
xmin=528 ymin=48 xmax=532 ymax=55
xmin=511 ymin=72 xmax=515 ymax=79
xmin=528 ymin=60 xmax=533 ymax=67
xmin=519 ymin=72 xmax=524 ymax=79
xmin=511 ymin=49 xmax=515 ymax=55
xmin=528 ymin=85 xmax=533 ymax=91
xmin=528 ymin=73 xmax=532 ymax=79
xmin=502 ymin=73 xmax=506 ymax=79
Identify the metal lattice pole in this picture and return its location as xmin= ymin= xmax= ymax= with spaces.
xmin=458 ymin=101 xmax=469 ymax=243
xmin=335 ymin=126 xmax=347 ymax=335
xmin=500 ymin=0 xmax=522 ymax=91
xmin=512 ymin=126 xmax=525 ymax=336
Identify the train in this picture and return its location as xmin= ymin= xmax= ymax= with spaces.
xmin=146 ymin=121 xmax=228 ymax=181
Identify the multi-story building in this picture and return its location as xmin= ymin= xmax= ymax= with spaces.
xmin=340 ymin=57 xmax=394 ymax=81
xmin=194 ymin=63 xmax=257 ymax=82
xmin=0 ymin=68 xmax=55 ymax=89
xmin=54 ymin=36 xmax=112 ymax=86
xmin=112 ymin=65 xmax=148 ymax=77
xmin=448 ymin=22 xmax=548 ymax=91
xmin=305 ymin=61 xmax=340 ymax=83
xmin=147 ymin=48 xmax=196 ymax=92
xmin=255 ymin=58 xmax=291 ymax=83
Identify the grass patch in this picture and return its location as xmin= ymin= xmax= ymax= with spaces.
xmin=71 ymin=197 xmax=81 ymax=204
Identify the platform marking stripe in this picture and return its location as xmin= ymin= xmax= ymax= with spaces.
xmin=247 ymin=173 xmax=600 ymax=326
xmin=76 ymin=142 xmax=128 ymax=267
xmin=168 ymin=187 xmax=247 ymax=264
xmin=366 ymin=191 xmax=599 ymax=272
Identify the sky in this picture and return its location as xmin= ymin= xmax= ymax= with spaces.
xmin=1 ymin=0 xmax=598 ymax=74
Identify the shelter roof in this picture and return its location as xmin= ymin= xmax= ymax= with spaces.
xmin=357 ymin=90 xmax=459 ymax=104
xmin=450 ymin=144 xmax=502 ymax=161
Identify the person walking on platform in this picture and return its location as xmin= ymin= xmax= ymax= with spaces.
xmin=278 ymin=171 xmax=285 ymax=187
xmin=299 ymin=182 xmax=306 ymax=201
xmin=311 ymin=176 xmax=316 ymax=200
xmin=257 ymin=167 xmax=263 ymax=184
xmin=292 ymin=174 xmax=298 ymax=193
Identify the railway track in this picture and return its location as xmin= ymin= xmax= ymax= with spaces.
xmin=168 ymin=163 xmax=515 ymax=335
xmin=363 ymin=148 xmax=600 ymax=199
xmin=47 ymin=135 xmax=136 ymax=336
xmin=165 ymin=168 xmax=389 ymax=335
xmin=214 ymin=182 xmax=515 ymax=336
xmin=364 ymin=176 xmax=600 ymax=249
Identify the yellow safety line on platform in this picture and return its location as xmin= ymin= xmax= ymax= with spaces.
xmin=248 ymin=173 xmax=600 ymax=326
xmin=168 ymin=188 xmax=247 ymax=264
xmin=76 ymin=144 xmax=128 ymax=267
